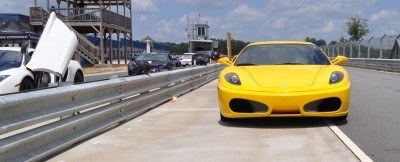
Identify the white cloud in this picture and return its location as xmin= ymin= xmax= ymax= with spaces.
xmin=228 ymin=4 xmax=265 ymax=22
xmin=133 ymin=0 xmax=159 ymax=21
xmin=369 ymin=10 xmax=400 ymax=36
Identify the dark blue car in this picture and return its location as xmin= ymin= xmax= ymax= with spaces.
xmin=128 ymin=54 xmax=173 ymax=75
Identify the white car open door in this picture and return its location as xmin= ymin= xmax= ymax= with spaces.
xmin=26 ymin=12 xmax=78 ymax=77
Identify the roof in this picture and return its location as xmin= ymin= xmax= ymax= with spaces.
xmin=248 ymin=41 xmax=314 ymax=46
xmin=0 ymin=19 xmax=30 ymax=33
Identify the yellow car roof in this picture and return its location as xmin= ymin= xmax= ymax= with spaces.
xmin=248 ymin=41 xmax=314 ymax=46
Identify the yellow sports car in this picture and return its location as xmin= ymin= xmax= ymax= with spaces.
xmin=218 ymin=41 xmax=350 ymax=121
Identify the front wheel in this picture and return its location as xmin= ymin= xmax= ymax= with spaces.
xmin=74 ymin=71 xmax=84 ymax=83
xmin=19 ymin=78 xmax=35 ymax=91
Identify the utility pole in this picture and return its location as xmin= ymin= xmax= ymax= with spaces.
xmin=227 ymin=32 xmax=232 ymax=61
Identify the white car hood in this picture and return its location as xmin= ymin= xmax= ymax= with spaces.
xmin=26 ymin=12 xmax=78 ymax=77
xmin=0 ymin=68 xmax=23 ymax=76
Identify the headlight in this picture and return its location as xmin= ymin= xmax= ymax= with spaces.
xmin=0 ymin=75 xmax=10 ymax=82
xmin=329 ymin=71 xmax=344 ymax=84
xmin=224 ymin=73 xmax=241 ymax=85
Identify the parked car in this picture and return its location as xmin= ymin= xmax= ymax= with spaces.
xmin=0 ymin=12 xmax=84 ymax=95
xmin=192 ymin=51 xmax=211 ymax=66
xmin=170 ymin=54 xmax=182 ymax=69
xmin=128 ymin=56 xmax=151 ymax=76
xmin=181 ymin=53 xmax=195 ymax=66
xmin=136 ymin=54 xmax=173 ymax=73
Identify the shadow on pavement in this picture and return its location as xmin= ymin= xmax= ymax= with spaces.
xmin=218 ymin=117 xmax=331 ymax=129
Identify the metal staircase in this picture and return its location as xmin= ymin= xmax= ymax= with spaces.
xmin=69 ymin=27 xmax=99 ymax=64
xmin=30 ymin=7 xmax=99 ymax=64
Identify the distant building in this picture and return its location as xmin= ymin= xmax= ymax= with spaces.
xmin=87 ymin=36 xmax=171 ymax=59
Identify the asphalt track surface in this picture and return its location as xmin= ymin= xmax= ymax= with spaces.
xmin=51 ymin=80 xmax=358 ymax=162
xmin=333 ymin=67 xmax=400 ymax=161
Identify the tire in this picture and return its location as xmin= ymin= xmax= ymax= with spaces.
xmin=333 ymin=114 xmax=348 ymax=121
xmin=220 ymin=113 xmax=234 ymax=122
xmin=144 ymin=68 xmax=150 ymax=74
xmin=74 ymin=71 xmax=84 ymax=83
xmin=19 ymin=78 xmax=35 ymax=91
xmin=128 ymin=70 xmax=133 ymax=76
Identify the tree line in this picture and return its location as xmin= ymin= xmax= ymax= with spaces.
xmin=160 ymin=15 xmax=370 ymax=54
xmin=159 ymin=39 xmax=250 ymax=55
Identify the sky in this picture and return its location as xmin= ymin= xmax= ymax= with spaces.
xmin=1 ymin=0 xmax=400 ymax=43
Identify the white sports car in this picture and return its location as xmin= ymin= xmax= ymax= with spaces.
xmin=0 ymin=12 xmax=84 ymax=95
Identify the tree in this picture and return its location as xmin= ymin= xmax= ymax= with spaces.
xmin=347 ymin=16 xmax=369 ymax=41
xmin=338 ymin=36 xmax=349 ymax=43
xmin=305 ymin=37 xmax=316 ymax=43
xmin=329 ymin=41 xmax=338 ymax=45
xmin=314 ymin=39 xmax=327 ymax=46
xmin=304 ymin=37 xmax=326 ymax=46
xmin=215 ymin=39 xmax=250 ymax=55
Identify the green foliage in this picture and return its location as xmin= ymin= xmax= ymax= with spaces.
xmin=347 ymin=16 xmax=369 ymax=41
xmin=158 ymin=42 xmax=188 ymax=54
xmin=305 ymin=37 xmax=317 ymax=43
xmin=304 ymin=37 xmax=326 ymax=46
xmin=159 ymin=39 xmax=250 ymax=55
xmin=338 ymin=36 xmax=349 ymax=43
xmin=329 ymin=41 xmax=338 ymax=45
xmin=214 ymin=39 xmax=251 ymax=55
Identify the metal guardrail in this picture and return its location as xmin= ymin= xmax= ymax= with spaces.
xmin=0 ymin=64 xmax=224 ymax=161
xmin=342 ymin=58 xmax=400 ymax=72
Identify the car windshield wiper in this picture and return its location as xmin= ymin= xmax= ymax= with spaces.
xmin=236 ymin=63 xmax=257 ymax=66
xmin=275 ymin=63 xmax=305 ymax=65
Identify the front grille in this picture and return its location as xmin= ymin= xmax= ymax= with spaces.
xmin=303 ymin=97 xmax=342 ymax=112
xmin=229 ymin=99 xmax=268 ymax=113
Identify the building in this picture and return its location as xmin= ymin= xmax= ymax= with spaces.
xmin=186 ymin=12 xmax=218 ymax=53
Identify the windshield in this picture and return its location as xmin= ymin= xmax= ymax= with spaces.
xmin=137 ymin=54 xmax=168 ymax=61
xmin=234 ymin=44 xmax=330 ymax=66
xmin=0 ymin=50 xmax=23 ymax=71
xmin=195 ymin=51 xmax=210 ymax=55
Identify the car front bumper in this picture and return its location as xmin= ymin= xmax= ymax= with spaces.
xmin=218 ymin=82 xmax=350 ymax=118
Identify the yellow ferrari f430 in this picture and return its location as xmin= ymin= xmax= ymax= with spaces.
xmin=218 ymin=41 xmax=350 ymax=121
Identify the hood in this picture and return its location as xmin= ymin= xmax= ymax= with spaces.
xmin=0 ymin=68 xmax=23 ymax=76
xmin=26 ymin=12 xmax=78 ymax=77
xmin=240 ymin=65 xmax=322 ymax=88
xmin=148 ymin=60 xmax=168 ymax=65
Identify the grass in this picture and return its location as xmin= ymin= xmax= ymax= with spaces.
xmin=83 ymin=65 xmax=127 ymax=74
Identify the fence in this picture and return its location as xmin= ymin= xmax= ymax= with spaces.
xmin=0 ymin=64 xmax=224 ymax=161
xmin=321 ymin=34 xmax=400 ymax=59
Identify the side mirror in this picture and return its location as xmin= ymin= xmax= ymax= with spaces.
xmin=331 ymin=55 xmax=348 ymax=65
xmin=20 ymin=42 xmax=29 ymax=54
xmin=218 ymin=57 xmax=233 ymax=66
xmin=130 ymin=57 xmax=136 ymax=61
xmin=28 ymin=51 xmax=34 ymax=56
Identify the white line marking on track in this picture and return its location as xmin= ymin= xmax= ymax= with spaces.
xmin=91 ymin=141 xmax=100 ymax=145
xmin=126 ymin=128 xmax=132 ymax=131
xmin=324 ymin=119 xmax=373 ymax=162
xmin=158 ymin=109 xmax=218 ymax=111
